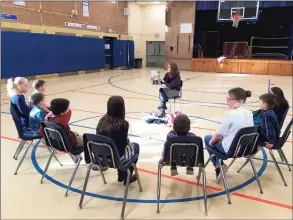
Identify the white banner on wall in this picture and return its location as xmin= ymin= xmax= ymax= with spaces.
xmin=82 ymin=0 xmax=89 ymax=17
xmin=14 ymin=0 xmax=25 ymax=6
xmin=180 ymin=23 xmax=193 ymax=33
xmin=65 ymin=22 xmax=100 ymax=31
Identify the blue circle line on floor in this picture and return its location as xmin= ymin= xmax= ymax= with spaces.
xmin=107 ymin=74 xmax=260 ymax=105
xmin=31 ymin=115 xmax=268 ymax=203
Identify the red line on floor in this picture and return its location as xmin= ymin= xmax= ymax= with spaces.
xmin=2 ymin=135 xmax=292 ymax=210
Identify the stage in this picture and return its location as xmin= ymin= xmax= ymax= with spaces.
xmin=191 ymin=58 xmax=293 ymax=76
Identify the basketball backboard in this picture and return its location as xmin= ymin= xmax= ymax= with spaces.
xmin=217 ymin=1 xmax=260 ymax=21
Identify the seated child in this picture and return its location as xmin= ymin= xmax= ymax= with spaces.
xmin=7 ymin=77 xmax=30 ymax=128
xmin=29 ymin=93 xmax=46 ymax=135
xmin=258 ymin=93 xmax=280 ymax=149
xmin=40 ymin=98 xmax=83 ymax=148
xmin=161 ymin=114 xmax=195 ymax=176
xmin=29 ymin=79 xmax=50 ymax=113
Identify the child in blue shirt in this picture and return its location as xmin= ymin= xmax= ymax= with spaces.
xmin=29 ymin=93 xmax=46 ymax=135
xmin=258 ymin=93 xmax=280 ymax=148
xmin=7 ymin=77 xmax=30 ymax=127
xmin=161 ymin=114 xmax=195 ymax=176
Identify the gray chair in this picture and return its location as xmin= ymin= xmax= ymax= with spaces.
xmin=200 ymin=126 xmax=262 ymax=205
xmin=238 ymin=118 xmax=293 ymax=186
xmin=40 ymin=122 xmax=83 ymax=197
xmin=157 ymin=136 xmax=207 ymax=216
xmin=80 ymin=134 xmax=142 ymax=220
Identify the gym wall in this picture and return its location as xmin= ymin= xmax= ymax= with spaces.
xmin=1 ymin=1 xmax=133 ymax=79
xmin=165 ymin=1 xmax=195 ymax=71
xmin=2 ymin=1 xmax=128 ymax=34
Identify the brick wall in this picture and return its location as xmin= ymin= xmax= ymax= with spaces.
xmin=165 ymin=1 xmax=195 ymax=71
xmin=2 ymin=1 xmax=128 ymax=34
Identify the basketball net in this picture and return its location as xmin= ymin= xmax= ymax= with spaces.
xmin=232 ymin=15 xmax=241 ymax=28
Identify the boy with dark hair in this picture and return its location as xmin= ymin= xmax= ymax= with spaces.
xmin=161 ymin=114 xmax=195 ymax=176
xmin=258 ymin=93 xmax=280 ymax=149
xmin=29 ymin=93 xmax=46 ymax=135
xmin=39 ymin=98 xmax=83 ymax=148
xmin=29 ymin=79 xmax=50 ymax=113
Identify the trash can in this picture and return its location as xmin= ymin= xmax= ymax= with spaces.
xmin=134 ymin=58 xmax=142 ymax=69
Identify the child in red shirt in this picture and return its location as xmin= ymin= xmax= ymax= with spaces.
xmin=40 ymin=98 xmax=83 ymax=148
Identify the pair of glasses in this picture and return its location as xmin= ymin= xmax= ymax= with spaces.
xmin=226 ymin=97 xmax=236 ymax=102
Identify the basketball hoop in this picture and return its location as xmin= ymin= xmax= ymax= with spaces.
xmin=231 ymin=15 xmax=241 ymax=28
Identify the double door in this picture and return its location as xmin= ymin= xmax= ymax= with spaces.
xmin=146 ymin=41 xmax=165 ymax=68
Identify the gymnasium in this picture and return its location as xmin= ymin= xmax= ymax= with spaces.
xmin=1 ymin=1 xmax=292 ymax=219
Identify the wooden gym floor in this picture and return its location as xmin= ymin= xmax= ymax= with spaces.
xmin=1 ymin=69 xmax=292 ymax=219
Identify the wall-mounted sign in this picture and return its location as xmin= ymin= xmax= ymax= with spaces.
xmin=65 ymin=22 xmax=100 ymax=31
xmin=13 ymin=0 xmax=25 ymax=6
xmin=1 ymin=13 xmax=18 ymax=21
xmin=180 ymin=23 xmax=192 ymax=33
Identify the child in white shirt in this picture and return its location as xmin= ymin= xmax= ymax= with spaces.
xmin=204 ymin=87 xmax=253 ymax=182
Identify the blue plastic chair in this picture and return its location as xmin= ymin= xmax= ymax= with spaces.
xmin=202 ymin=126 xmax=261 ymax=204
xmin=9 ymin=104 xmax=42 ymax=175
xmin=157 ymin=136 xmax=207 ymax=216
xmin=40 ymin=122 xmax=84 ymax=197
xmin=79 ymin=134 xmax=142 ymax=220
xmin=238 ymin=118 xmax=293 ymax=186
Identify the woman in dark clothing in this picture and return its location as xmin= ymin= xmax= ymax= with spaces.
xmin=270 ymin=87 xmax=289 ymax=128
xmin=96 ymin=96 xmax=140 ymax=185
xmin=158 ymin=63 xmax=181 ymax=118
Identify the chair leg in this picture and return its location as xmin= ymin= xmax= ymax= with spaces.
xmin=204 ymin=156 xmax=213 ymax=168
xmin=248 ymin=156 xmax=263 ymax=194
xmin=227 ymin=158 xmax=236 ymax=171
xmin=133 ymin=164 xmax=143 ymax=192
xmin=79 ymin=164 xmax=92 ymax=209
xmin=201 ymin=167 xmax=208 ymax=216
xmin=278 ymin=149 xmax=291 ymax=171
xmin=270 ymin=150 xmax=287 ymax=186
xmin=98 ymin=165 xmax=107 ymax=184
xmin=173 ymin=99 xmax=176 ymax=113
xmin=156 ymin=163 xmax=163 ymax=214
xmin=237 ymin=158 xmax=249 ymax=173
xmin=196 ymin=167 xmax=202 ymax=185
xmin=65 ymin=156 xmax=82 ymax=197
xmin=277 ymin=149 xmax=285 ymax=162
xmin=14 ymin=141 xmax=32 ymax=175
xmin=13 ymin=140 xmax=25 ymax=159
xmin=219 ymin=159 xmax=231 ymax=204
xmin=40 ymin=149 xmax=55 ymax=184
xmin=45 ymin=145 xmax=63 ymax=166
xmin=120 ymin=169 xmax=131 ymax=220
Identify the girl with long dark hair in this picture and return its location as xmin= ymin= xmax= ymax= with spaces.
xmin=158 ymin=63 xmax=181 ymax=118
xmin=96 ymin=96 xmax=140 ymax=185
xmin=270 ymin=87 xmax=290 ymax=127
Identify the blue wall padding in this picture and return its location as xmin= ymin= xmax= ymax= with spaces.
xmin=1 ymin=31 xmax=106 ymax=79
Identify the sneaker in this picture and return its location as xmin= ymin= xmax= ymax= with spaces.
xmin=216 ymin=164 xmax=228 ymax=183
xmin=123 ymin=175 xmax=137 ymax=186
xmin=158 ymin=110 xmax=166 ymax=118
xmin=92 ymin=165 xmax=108 ymax=171
xmin=171 ymin=167 xmax=178 ymax=176
xmin=186 ymin=167 xmax=194 ymax=175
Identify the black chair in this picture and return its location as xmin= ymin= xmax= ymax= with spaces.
xmin=238 ymin=118 xmax=293 ymax=186
xmin=277 ymin=108 xmax=289 ymax=161
xmin=168 ymin=80 xmax=183 ymax=113
xmin=157 ymin=136 xmax=208 ymax=216
xmin=79 ymin=134 xmax=142 ymax=220
xmin=40 ymin=122 xmax=84 ymax=197
xmin=9 ymin=104 xmax=42 ymax=175
xmin=200 ymin=126 xmax=262 ymax=205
